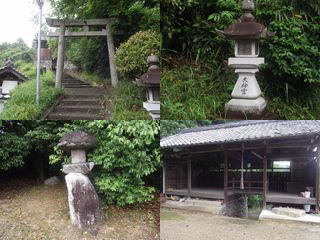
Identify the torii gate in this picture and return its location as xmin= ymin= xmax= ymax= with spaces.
xmin=46 ymin=18 xmax=119 ymax=88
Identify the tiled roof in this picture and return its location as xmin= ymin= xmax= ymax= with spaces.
xmin=0 ymin=62 xmax=29 ymax=82
xmin=160 ymin=121 xmax=320 ymax=149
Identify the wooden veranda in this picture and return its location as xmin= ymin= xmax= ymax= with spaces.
xmin=161 ymin=121 xmax=320 ymax=212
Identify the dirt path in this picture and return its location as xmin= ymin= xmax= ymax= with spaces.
xmin=160 ymin=208 xmax=320 ymax=240
xmin=0 ymin=180 xmax=159 ymax=240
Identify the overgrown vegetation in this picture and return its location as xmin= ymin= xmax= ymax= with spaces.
xmin=161 ymin=0 xmax=320 ymax=119
xmin=0 ymin=121 xmax=160 ymax=206
xmin=111 ymin=81 xmax=151 ymax=120
xmin=0 ymin=71 xmax=62 ymax=120
xmin=0 ymin=41 xmax=62 ymax=120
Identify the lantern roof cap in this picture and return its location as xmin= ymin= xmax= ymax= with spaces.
xmin=217 ymin=0 xmax=275 ymax=40
xmin=218 ymin=13 xmax=267 ymax=39
xmin=138 ymin=54 xmax=160 ymax=87
xmin=58 ymin=131 xmax=97 ymax=151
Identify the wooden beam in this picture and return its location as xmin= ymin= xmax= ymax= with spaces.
xmin=162 ymin=160 xmax=166 ymax=194
xmin=263 ymin=153 xmax=268 ymax=209
xmin=187 ymin=155 xmax=192 ymax=198
xmin=46 ymin=18 xmax=111 ymax=27
xmin=224 ymin=150 xmax=228 ymax=204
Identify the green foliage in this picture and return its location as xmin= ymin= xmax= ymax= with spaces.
xmin=248 ymin=195 xmax=262 ymax=210
xmin=0 ymin=121 xmax=64 ymax=171
xmin=255 ymin=0 xmax=320 ymax=84
xmin=0 ymin=71 xmax=62 ymax=120
xmin=115 ymin=30 xmax=161 ymax=78
xmin=111 ymin=81 xmax=151 ymax=120
xmin=0 ymin=39 xmax=34 ymax=66
xmin=50 ymin=120 xmax=160 ymax=206
xmin=0 ymin=133 xmax=29 ymax=170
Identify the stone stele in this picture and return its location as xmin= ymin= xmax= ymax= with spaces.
xmin=65 ymin=173 xmax=102 ymax=232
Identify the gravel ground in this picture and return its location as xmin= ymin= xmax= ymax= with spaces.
xmin=160 ymin=208 xmax=320 ymax=240
xmin=0 ymin=179 xmax=159 ymax=240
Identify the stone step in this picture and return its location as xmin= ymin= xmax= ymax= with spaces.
xmin=65 ymin=88 xmax=106 ymax=96
xmin=45 ymin=74 xmax=108 ymax=120
xmin=47 ymin=112 xmax=104 ymax=120
xmin=60 ymin=98 xmax=101 ymax=106
xmin=53 ymin=105 xmax=102 ymax=114
xmin=62 ymin=82 xmax=91 ymax=85
xmin=63 ymin=85 xmax=91 ymax=88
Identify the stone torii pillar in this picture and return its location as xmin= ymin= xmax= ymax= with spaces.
xmin=58 ymin=131 xmax=102 ymax=233
xmin=46 ymin=18 xmax=119 ymax=88
xmin=55 ymin=24 xmax=65 ymax=88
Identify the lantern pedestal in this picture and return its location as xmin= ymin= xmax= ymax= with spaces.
xmin=225 ymin=57 xmax=266 ymax=118
xmin=143 ymin=102 xmax=160 ymax=120
xmin=225 ymin=97 xmax=266 ymax=118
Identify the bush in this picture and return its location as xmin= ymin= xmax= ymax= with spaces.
xmin=111 ymin=81 xmax=152 ymax=120
xmin=248 ymin=195 xmax=262 ymax=210
xmin=0 ymin=70 xmax=62 ymax=120
xmin=115 ymin=30 xmax=161 ymax=78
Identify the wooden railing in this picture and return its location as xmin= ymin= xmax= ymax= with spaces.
xmin=227 ymin=179 xmax=268 ymax=193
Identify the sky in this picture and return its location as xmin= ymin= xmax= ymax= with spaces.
xmin=0 ymin=0 xmax=54 ymax=47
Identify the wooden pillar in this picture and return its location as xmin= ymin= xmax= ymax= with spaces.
xmin=263 ymin=154 xmax=268 ymax=209
xmin=106 ymin=20 xmax=118 ymax=87
xmin=187 ymin=155 xmax=191 ymax=198
xmin=224 ymin=150 xmax=228 ymax=204
xmin=316 ymin=149 xmax=320 ymax=212
xmin=162 ymin=160 xmax=166 ymax=194
xmin=55 ymin=24 xmax=66 ymax=88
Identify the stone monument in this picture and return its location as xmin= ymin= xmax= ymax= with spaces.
xmin=218 ymin=0 xmax=274 ymax=118
xmin=58 ymin=131 xmax=102 ymax=233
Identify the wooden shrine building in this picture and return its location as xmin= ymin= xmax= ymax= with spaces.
xmin=0 ymin=60 xmax=28 ymax=97
xmin=161 ymin=121 xmax=320 ymax=212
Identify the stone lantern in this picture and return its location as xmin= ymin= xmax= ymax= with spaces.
xmin=138 ymin=55 xmax=160 ymax=120
xmin=58 ymin=131 xmax=102 ymax=233
xmin=218 ymin=0 xmax=274 ymax=118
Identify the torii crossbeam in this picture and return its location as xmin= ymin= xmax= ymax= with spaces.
xmin=46 ymin=18 xmax=119 ymax=88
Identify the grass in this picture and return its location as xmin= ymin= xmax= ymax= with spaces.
xmin=161 ymin=58 xmax=234 ymax=119
xmin=0 ymin=65 xmax=62 ymax=120
xmin=78 ymin=71 xmax=106 ymax=86
xmin=110 ymin=80 xmax=152 ymax=120
xmin=161 ymin=56 xmax=320 ymax=120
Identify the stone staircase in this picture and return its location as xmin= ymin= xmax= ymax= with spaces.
xmin=45 ymin=74 xmax=110 ymax=120
xmin=61 ymin=76 xmax=92 ymax=88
